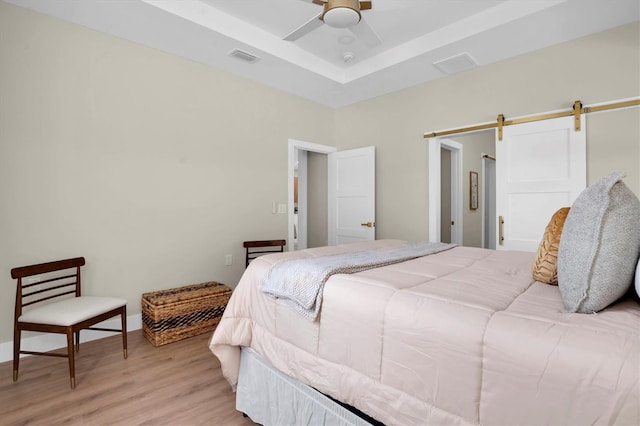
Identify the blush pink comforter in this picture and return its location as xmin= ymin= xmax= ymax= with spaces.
xmin=209 ymin=240 xmax=640 ymax=425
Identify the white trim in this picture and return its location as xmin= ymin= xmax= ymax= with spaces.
xmin=428 ymin=139 xmax=440 ymax=243
xmin=0 ymin=313 xmax=142 ymax=363
xmin=481 ymin=153 xmax=497 ymax=249
xmin=287 ymin=139 xmax=336 ymax=251
xmin=481 ymin=155 xmax=488 ymax=248
xmin=296 ymin=150 xmax=308 ymax=250
xmin=447 ymin=141 xmax=463 ymax=245
xmin=428 ymin=138 xmax=463 ymax=244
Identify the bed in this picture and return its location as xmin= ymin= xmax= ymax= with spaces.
xmin=209 ymin=238 xmax=640 ymax=425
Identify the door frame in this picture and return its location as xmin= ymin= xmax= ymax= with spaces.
xmin=288 ymin=139 xmax=336 ymax=251
xmin=428 ymin=138 xmax=463 ymax=244
xmin=481 ymin=153 xmax=496 ymax=249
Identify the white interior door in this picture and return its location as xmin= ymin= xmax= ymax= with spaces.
xmin=496 ymin=115 xmax=586 ymax=251
xmin=328 ymin=146 xmax=375 ymax=245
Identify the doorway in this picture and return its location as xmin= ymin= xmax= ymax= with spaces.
xmin=428 ymin=138 xmax=463 ymax=244
xmin=288 ymin=140 xmax=376 ymax=251
xmin=440 ymin=149 xmax=452 ymax=243
xmin=428 ymin=131 xmax=495 ymax=247
xmin=288 ymin=139 xmax=335 ymax=251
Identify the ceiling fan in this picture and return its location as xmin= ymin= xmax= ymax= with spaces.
xmin=283 ymin=0 xmax=381 ymax=47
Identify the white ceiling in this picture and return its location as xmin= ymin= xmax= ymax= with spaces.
xmin=6 ymin=0 xmax=640 ymax=108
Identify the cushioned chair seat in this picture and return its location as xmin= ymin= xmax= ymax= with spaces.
xmin=19 ymin=296 xmax=126 ymax=326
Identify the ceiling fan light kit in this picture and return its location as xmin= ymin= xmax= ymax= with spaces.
xmin=322 ymin=0 xmax=361 ymax=28
xmin=283 ymin=0 xmax=379 ymax=48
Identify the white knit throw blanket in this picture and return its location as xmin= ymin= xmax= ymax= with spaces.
xmin=260 ymin=242 xmax=456 ymax=320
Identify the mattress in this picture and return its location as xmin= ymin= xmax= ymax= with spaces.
xmin=209 ymin=240 xmax=640 ymax=425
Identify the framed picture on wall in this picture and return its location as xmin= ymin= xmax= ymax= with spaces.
xmin=470 ymin=171 xmax=478 ymax=210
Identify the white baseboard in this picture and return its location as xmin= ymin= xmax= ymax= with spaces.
xmin=0 ymin=314 xmax=142 ymax=364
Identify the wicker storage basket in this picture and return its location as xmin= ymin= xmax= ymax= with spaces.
xmin=141 ymin=281 xmax=231 ymax=346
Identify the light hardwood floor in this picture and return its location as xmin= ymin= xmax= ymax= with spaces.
xmin=0 ymin=330 xmax=256 ymax=425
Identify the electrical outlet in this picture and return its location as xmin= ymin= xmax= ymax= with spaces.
xmin=277 ymin=203 xmax=287 ymax=214
xmin=225 ymin=254 xmax=232 ymax=266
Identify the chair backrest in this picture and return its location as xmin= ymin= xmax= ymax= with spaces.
xmin=243 ymin=240 xmax=286 ymax=267
xmin=11 ymin=257 xmax=85 ymax=319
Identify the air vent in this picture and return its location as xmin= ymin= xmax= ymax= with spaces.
xmin=228 ymin=48 xmax=261 ymax=64
xmin=433 ymin=52 xmax=478 ymax=75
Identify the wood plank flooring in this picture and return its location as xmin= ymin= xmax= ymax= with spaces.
xmin=0 ymin=330 xmax=256 ymax=425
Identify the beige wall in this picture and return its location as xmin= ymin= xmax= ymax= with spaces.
xmin=1 ymin=2 xmax=638 ymax=346
xmin=0 ymin=3 xmax=334 ymax=343
xmin=440 ymin=149 xmax=452 ymax=243
xmin=307 ymin=152 xmax=328 ymax=248
xmin=334 ymin=22 xmax=640 ymax=243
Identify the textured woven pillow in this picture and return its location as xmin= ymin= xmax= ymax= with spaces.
xmin=558 ymin=172 xmax=640 ymax=313
xmin=532 ymin=207 xmax=570 ymax=285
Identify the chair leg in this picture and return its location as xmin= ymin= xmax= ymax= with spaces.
xmin=13 ymin=326 xmax=20 ymax=382
xmin=75 ymin=330 xmax=80 ymax=352
xmin=66 ymin=331 xmax=76 ymax=389
xmin=121 ymin=309 xmax=128 ymax=359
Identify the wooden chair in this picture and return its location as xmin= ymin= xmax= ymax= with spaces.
xmin=243 ymin=240 xmax=286 ymax=267
xmin=10 ymin=257 xmax=127 ymax=388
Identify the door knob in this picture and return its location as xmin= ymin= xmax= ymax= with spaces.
xmin=360 ymin=222 xmax=374 ymax=228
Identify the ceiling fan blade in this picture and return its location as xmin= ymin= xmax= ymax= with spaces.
xmin=283 ymin=12 xmax=324 ymax=41
xmin=349 ymin=17 xmax=381 ymax=47
xmin=359 ymin=1 xmax=372 ymax=11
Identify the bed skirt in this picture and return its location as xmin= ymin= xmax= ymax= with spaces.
xmin=237 ymin=347 xmax=374 ymax=426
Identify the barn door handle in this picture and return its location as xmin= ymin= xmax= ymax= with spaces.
xmin=361 ymin=222 xmax=374 ymax=228
xmin=498 ymin=216 xmax=504 ymax=245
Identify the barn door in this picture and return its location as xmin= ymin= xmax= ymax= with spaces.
xmin=496 ymin=115 xmax=586 ymax=251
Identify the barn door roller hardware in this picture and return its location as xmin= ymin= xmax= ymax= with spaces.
xmin=424 ymin=98 xmax=639 ymax=141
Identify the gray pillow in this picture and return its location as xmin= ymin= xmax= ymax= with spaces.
xmin=635 ymin=258 xmax=640 ymax=299
xmin=558 ymin=171 xmax=640 ymax=313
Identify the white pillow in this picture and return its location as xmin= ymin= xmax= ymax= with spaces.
xmin=558 ymin=172 xmax=640 ymax=313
